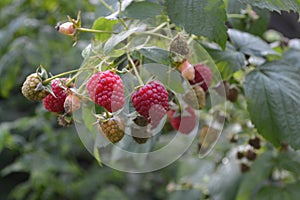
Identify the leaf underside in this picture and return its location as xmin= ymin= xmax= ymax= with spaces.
xmin=244 ymin=49 xmax=300 ymax=148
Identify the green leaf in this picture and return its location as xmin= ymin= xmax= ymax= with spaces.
xmin=92 ymin=17 xmax=118 ymax=42
xmin=94 ymin=186 xmax=129 ymax=200
xmin=0 ymin=129 xmax=13 ymax=152
xmin=236 ymin=151 xmax=275 ymax=200
xmin=228 ymin=29 xmax=279 ymax=57
xmin=123 ymin=1 xmax=163 ymax=19
xmin=94 ymin=0 xmax=119 ymax=17
xmin=277 ymin=149 xmax=300 ymax=176
xmin=227 ymin=0 xmax=270 ymax=36
xmin=0 ymin=50 xmax=22 ymax=97
xmin=203 ymin=42 xmax=245 ymax=78
xmin=207 ymin=156 xmax=241 ymax=200
xmin=138 ymin=47 xmax=171 ymax=65
xmin=254 ymin=182 xmax=300 ymax=200
xmin=93 ymin=146 xmax=102 ymax=166
xmin=94 ymin=0 xmax=133 ymax=18
xmin=176 ymin=157 xmax=215 ymax=183
xmin=282 ymin=48 xmax=300 ymax=64
xmin=104 ymin=27 xmax=143 ymax=54
xmin=166 ymin=0 xmax=228 ymax=49
xmin=143 ymin=63 xmax=184 ymax=94
xmin=168 ymin=189 xmax=203 ymax=200
xmin=81 ymin=103 xmax=97 ymax=135
xmin=242 ymin=0 xmax=300 ymax=13
xmin=244 ymin=51 xmax=300 ymax=148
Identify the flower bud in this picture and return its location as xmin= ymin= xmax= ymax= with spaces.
xmin=56 ymin=22 xmax=76 ymax=35
xmin=178 ymin=60 xmax=195 ymax=80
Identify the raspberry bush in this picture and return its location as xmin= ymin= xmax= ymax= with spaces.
xmin=2 ymin=0 xmax=300 ymax=199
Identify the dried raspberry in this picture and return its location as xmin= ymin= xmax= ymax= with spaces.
xmin=248 ymin=137 xmax=261 ymax=149
xmin=245 ymin=150 xmax=257 ymax=161
xmin=229 ymin=134 xmax=238 ymax=143
xmin=240 ymin=163 xmax=250 ymax=173
xmin=169 ymin=35 xmax=190 ymax=57
xmin=86 ymin=71 xmax=125 ymax=113
xmin=167 ymin=106 xmax=196 ymax=134
xmin=189 ymin=63 xmax=212 ymax=92
xmin=131 ymin=81 xmax=168 ymax=125
xmin=99 ymin=117 xmax=124 ymax=143
xmin=227 ymin=86 xmax=239 ymax=102
xmin=131 ymin=116 xmax=151 ymax=144
xmin=43 ymin=78 xmax=69 ymax=113
xmin=132 ymin=136 xmax=148 ymax=144
xmin=57 ymin=114 xmax=73 ymax=127
xmin=64 ymin=89 xmax=81 ymax=115
xmin=236 ymin=151 xmax=244 ymax=159
xmin=21 ymin=73 xmax=49 ymax=101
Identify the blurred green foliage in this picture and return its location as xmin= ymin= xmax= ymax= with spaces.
xmin=2 ymin=0 xmax=300 ymax=200
xmin=0 ymin=1 xmax=175 ymax=199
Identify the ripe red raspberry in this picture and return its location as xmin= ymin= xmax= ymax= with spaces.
xmin=99 ymin=117 xmax=124 ymax=143
xmin=86 ymin=71 xmax=124 ymax=112
xmin=43 ymin=78 xmax=69 ymax=113
xmin=189 ymin=63 xmax=212 ymax=92
xmin=167 ymin=106 xmax=196 ymax=134
xmin=131 ymin=81 xmax=168 ymax=125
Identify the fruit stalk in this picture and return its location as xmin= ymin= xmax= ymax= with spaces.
xmin=76 ymin=27 xmax=118 ymax=34
xmin=127 ymin=54 xmax=144 ymax=86
xmin=42 ymin=69 xmax=80 ymax=85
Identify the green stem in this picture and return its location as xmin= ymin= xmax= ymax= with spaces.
xmin=227 ymin=14 xmax=246 ymax=19
xmin=98 ymin=0 xmax=128 ymax=30
xmin=76 ymin=27 xmax=118 ymax=34
xmin=117 ymin=0 xmax=128 ymax=30
xmin=119 ymin=18 xmax=129 ymax=30
xmin=77 ymin=81 xmax=87 ymax=94
xmin=135 ymin=32 xmax=172 ymax=40
xmin=99 ymin=0 xmax=114 ymax=13
xmin=148 ymin=22 xmax=167 ymax=33
xmin=187 ymin=35 xmax=197 ymax=45
xmin=43 ymin=69 xmax=80 ymax=84
xmin=66 ymin=72 xmax=81 ymax=86
xmin=127 ymin=54 xmax=144 ymax=86
xmin=134 ymin=22 xmax=171 ymax=40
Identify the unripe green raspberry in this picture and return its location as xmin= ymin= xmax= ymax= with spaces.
xmin=183 ymin=85 xmax=206 ymax=109
xmin=99 ymin=117 xmax=125 ymax=143
xmin=21 ymin=73 xmax=49 ymax=101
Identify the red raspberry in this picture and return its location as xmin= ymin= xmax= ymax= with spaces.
xmin=131 ymin=81 xmax=168 ymax=125
xmin=43 ymin=78 xmax=69 ymax=113
xmin=189 ymin=63 xmax=212 ymax=92
xmin=167 ymin=106 xmax=196 ymax=134
xmin=86 ymin=71 xmax=124 ymax=112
